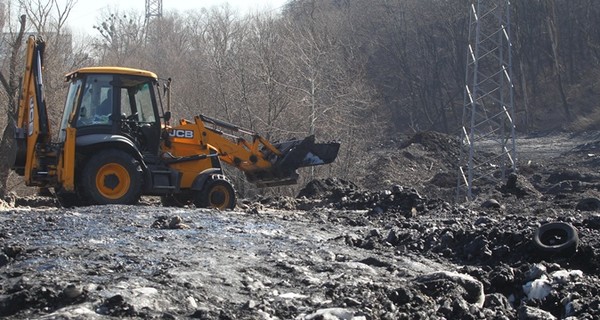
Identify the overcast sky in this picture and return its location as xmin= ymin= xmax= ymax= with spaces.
xmin=60 ymin=0 xmax=288 ymax=35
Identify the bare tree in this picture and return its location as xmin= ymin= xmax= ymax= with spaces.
xmin=545 ymin=0 xmax=571 ymax=122
xmin=93 ymin=9 xmax=146 ymax=65
xmin=202 ymin=5 xmax=241 ymax=121
xmin=0 ymin=13 xmax=26 ymax=198
xmin=19 ymin=0 xmax=80 ymax=135
xmin=277 ymin=1 xmax=378 ymax=183
xmin=246 ymin=12 xmax=294 ymax=139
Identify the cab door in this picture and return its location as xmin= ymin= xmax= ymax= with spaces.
xmin=118 ymin=79 xmax=161 ymax=155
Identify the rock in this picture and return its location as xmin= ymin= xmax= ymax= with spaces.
xmin=297 ymin=178 xmax=360 ymax=200
xmin=484 ymin=293 xmax=512 ymax=312
xmin=388 ymin=287 xmax=413 ymax=305
xmin=96 ymin=294 xmax=137 ymax=317
xmin=584 ymin=214 xmax=600 ymax=229
xmin=151 ymin=215 xmax=190 ymax=229
xmin=489 ymin=265 xmax=515 ymax=292
xmin=304 ymin=307 xmax=360 ymax=320
xmin=524 ymin=264 xmax=547 ymax=281
xmin=416 ymin=271 xmax=485 ymax=307
xmin=463 ymin=235 xmax=492 ymax=260
xmin=169 ymin=216 xmax=190 ymax=229
xmin=244 ymin=299 xmax=258 ymax=310
xmin=0 ymin=290 xmax=28 ymax=316
xmin=190 ymin=307 xmax=213 ymax=319
xmin=2 ymin=245 xmax=23 ymax=258
xmin=481 ymin=199 xmax=501 ymax=209
xmin=517 ymin=305 xmax=557 ymax=320
xmin=499 ymin=173 xmax=542 ymax=199
xmin=0 ymin=254 xmax=9 ymax=268
xmin=474 ymin=216 xmax=498 ymax=225
xmin=551 ymin=269 xmax=583 ymax=284
xmin=392 ymin=185 xmax=403 ymax=194
xmin=62 ymin=284 xmax=82 ymax=299
xmin=575 ymin=198 xmax=600 ymax=211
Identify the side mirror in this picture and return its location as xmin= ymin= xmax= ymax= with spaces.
xmin=163 ymin=111 xmax=171 ymax=122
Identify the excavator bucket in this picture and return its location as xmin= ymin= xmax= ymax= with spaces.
xmin=247 ymin=136 xmax=340 ymax=188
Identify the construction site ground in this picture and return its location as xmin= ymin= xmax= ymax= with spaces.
xmin=2 ymin=131 xmax=600 ymax=319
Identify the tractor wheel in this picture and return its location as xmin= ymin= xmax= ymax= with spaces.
xmin=196 ymin=176 xmax=236 ymax=210
xmin=161 ymin=193 xmax=193 ymax=207
xmin=80 ymin=149 xmax=143 ymax=205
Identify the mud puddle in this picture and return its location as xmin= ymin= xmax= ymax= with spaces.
xmin=0 ymin=206 xmax=454 ymax=319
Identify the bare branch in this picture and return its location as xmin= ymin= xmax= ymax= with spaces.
xmin=54 ymin=0 xmax=78 ymax=34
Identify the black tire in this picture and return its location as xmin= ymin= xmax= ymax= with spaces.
xmin=195 ymin=176 xmax=236 ymax=210
xmin=161 ymin=193 xmax=193 ymax=207
xmin=533 ymin=222 xmax=579 ymax=255
xmin=80 ymin=149 xmax=143 ymax=205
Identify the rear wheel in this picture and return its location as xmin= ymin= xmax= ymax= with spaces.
xmin=196 ymin=176 xmax=236 ymax=210
xmin=80 ymin=149 xmax=143 ymax=205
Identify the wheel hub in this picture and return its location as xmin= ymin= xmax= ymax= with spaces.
xmin=210 ymin=191 xmax=226 ymax=206
xmin=96 ymin=163 xmax=131 ymax=200
xmin=104 ymin=173 xmax=120 ymax=190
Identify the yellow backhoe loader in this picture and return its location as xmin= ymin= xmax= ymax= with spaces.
xmin=11 ymin=36 xmax=339 ymax=209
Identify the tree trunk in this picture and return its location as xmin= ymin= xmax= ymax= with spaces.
xmin=546 ymin=0 xmax=571 ymax=122
xmin=0 ymin=15 xmax=26 ymax=199
xmin=0 ymin=124 xmax=16 ymax=197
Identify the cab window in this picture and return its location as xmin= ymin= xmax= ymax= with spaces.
xmin=135 ymin=83 xmax=156 ymax=123
xmin=58 ymin=78 xmax=82 ymax=142
xmin=76 ymin=74 xmax=113 ymax=127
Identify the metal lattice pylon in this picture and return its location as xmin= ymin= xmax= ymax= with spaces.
xmin=145 ymin=0 xmax=163 ymax=22
xmin=145 ymin=0 xmax=163 ymax=43
xmin=457 ymin=0 xmax=516 ymax=201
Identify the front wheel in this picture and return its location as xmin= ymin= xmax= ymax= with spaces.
xmin=196 ymin=176 xmax=236 ymax=210
xmin=80 ymin=149 xmax=143 ymax=205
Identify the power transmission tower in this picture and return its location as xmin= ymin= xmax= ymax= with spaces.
xmin=145 ymin=0 xmax=163 ymax=24
xmin=457 ymin=0 xmax=516 ymax=201
xmin=145 ymin=0 xmax=163 ymax=42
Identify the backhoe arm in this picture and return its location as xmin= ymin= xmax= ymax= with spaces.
xmin=189 ymin=115 xmax=339 ymax=187
xmin=12 ymin=36 xmax=53 ymax=185
xmin=196 ymin=115 xmax=282 ymax=170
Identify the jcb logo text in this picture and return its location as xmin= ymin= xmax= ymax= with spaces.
xmin=169 ymin=130 xmax=194 ymax=139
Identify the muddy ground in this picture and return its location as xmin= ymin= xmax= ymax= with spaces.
xmin=2 ymin=132 xmax=600 ymax=319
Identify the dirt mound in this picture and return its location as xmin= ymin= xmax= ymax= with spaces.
xmin=360 ymin=131 xmax=461 ymax=202
xmin=292 ymin=178 xmax=449 ymax=216
xmin=498 ymin=173 xmax=543 ymax=199
xmin=399 ymin=131 xmax=461 ymax=156
xmin=297 ymin=178 xmax=360 ymax=200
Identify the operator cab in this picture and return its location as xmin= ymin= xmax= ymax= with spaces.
xmin=59 ymin=67 xmax=163 ymax=155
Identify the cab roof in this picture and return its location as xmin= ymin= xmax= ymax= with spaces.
xmin=65 ymin=67 xmax=158 ymax=80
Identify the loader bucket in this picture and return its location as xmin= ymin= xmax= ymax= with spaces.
xmin=246 ymin=136 xmax=340 ymax=188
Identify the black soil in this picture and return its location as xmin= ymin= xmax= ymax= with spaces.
xmin=2 ymin=132 xmax=600 ymax=319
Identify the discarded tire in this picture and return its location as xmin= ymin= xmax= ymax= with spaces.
xmin=576 ymin=197 xmax=600 ymax=211
xmin=533 ymin=222 xmax=579 ymax=255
